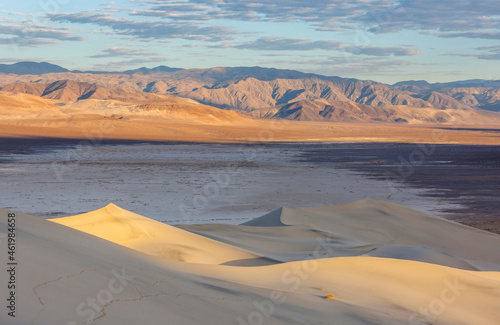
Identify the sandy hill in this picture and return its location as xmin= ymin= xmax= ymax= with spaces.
xmin=2 ymin=199 xmax=499 ymax=325
xmin=50 ymin=203 xmax=265 ymax=265
xmin=241 ymin=199 xmax=500 ymax=266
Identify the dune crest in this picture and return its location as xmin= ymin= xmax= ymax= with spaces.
xmin=50 ymin=203 xmax=263 ymax=265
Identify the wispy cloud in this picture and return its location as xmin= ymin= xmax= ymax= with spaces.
xmin=214 ymin=37 xmax=421 ymax=57
xmin=0 ymin=36 xmax=55 ymax=47
xmin=258 ymin=55 xmax=419 ymax=78
xmin=215 ymin=37 xmax=345 ymax=51
xmin=357 ymin=1 xmax=500 ymax=37
xmin=0 ymin=10 xmax=27 ymax=17
xmin=88 ymin=47 xmax=161 ymax=58
xmin=346 ymin=45 xmax=421 ymax=57
xmin=448 ymin=45 xmax=500 ymax=61
xmin=475 ymin=45 xmax=500 ymax=60
xmin=47 ymin=11 xmax=242 ymax=42
xmin=0 ymin=19 xmax=83 ymax=47
xmin=427 ymin=31 xmax=500 ymax=40
xmin=41 ymin=0 xmax=500 ymax=52
xmin=0 ymin=23 xmax=83 ymax=41
xmin=126 ymin=0 xmax=500 ymax=39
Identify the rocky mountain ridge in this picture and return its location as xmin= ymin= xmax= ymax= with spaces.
xmin=1 ymin=62 xmax=499 ymax=123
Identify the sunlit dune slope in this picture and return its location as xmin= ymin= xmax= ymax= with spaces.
xmin=50 ymin=203 xmax=263 ymax=265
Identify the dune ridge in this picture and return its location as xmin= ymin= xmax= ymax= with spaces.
xmin=50 ymin=203 xmax=266 ymax=265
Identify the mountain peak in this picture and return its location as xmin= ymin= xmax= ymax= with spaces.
xmin=123 ymin=65 xmax=184 ymax=75
xmin=392 ymin=80 xmax=431 ymax=87
xmin=0 ymin=61 xmax=69 ymax=75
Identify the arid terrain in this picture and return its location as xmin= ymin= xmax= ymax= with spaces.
xmin=1 ymin=62 xmax=499 ymax=325
xmin=0 ymin=62 xmax=499 ymax=145
xmin=1 ymin=87 xmax=500 ymax=145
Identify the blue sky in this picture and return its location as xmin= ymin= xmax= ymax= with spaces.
xmin=0 ymin=0 xmax=499 ymax=83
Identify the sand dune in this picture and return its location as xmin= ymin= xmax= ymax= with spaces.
xmin=50 ymin=203 xmax=265 ymax=265
xmin=247 ymin=200 xmax=500 ymax=266
xmin=1 ymin=199 xmax=499 ymax=324
xmin=182 ymin=199 xmax=500 ymax=271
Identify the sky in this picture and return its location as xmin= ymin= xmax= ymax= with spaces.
xmin=0 ymin=0 xmax=499 ymax=83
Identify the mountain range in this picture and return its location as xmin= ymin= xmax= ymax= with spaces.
xmin=1 ymin=61 xmax=499 ymax=123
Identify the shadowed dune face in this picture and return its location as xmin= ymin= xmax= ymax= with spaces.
xmin=0 ymin=199 xmax=499 ymax=325
xmin=183 ymin=199 xmax=500 ymax=270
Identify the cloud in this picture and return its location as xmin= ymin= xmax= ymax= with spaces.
xmin=0 ymin=10 xmax=27 ymax=17
xmin=0 ymin=36 xmax=55 ymax=47
xmin=148 ymin=0 xmax=359 ymax=22
xmin=0 ymin=22 xmax=83 ymax=41
xmin=258 ymin=55 xmax=418 ymax=79
xmin=40 ymin=0 xmax=500 ymax=51
xmin=361 ymin=0 xmax=500 ymax=37
xmin=478 ymin=53 xmax=500 ymax=60
xmin=221 ymin=37 xmax=345 ymax=51
xmin=89 ymin=47 xmax=160 ymax=58
xmin=216 ymin=37 xmax=421 ymax=57
xmin=476 ymin=45 xmax=500 ymax=51
xmin=446 ymin=45 xmax=500 ymax=61
xmin=346 ymin=45 xmax=421 ymax=57
xmin=475 ymin=46 xmax=500 ymax=60
xmin=429 ymin=31 xmax=500 ymax=40
xmin=47 ymin=11 xmax=241 ymax=42
xmin=89 ymin=30 xmax=115 ymax=35
xmin=129 ymin=1 xmax=217 ymax=21
xmin=127 ymin=0 xmax=500 ymax=39
xmin=0 ymin=18 xmax=83 ymax=48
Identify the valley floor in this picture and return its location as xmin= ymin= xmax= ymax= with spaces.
xmin=1 ymin=117 xmax=500 ymax=145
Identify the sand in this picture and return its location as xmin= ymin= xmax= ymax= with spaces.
xmin=1 ymin=199 xmax=499 ymax=325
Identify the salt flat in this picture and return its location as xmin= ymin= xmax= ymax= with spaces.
xmin=0 ymin=143 xmax=462 ymax=224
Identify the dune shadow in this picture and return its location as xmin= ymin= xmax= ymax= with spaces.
xmin=221 ymin=257 xmax=283 ymax=266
